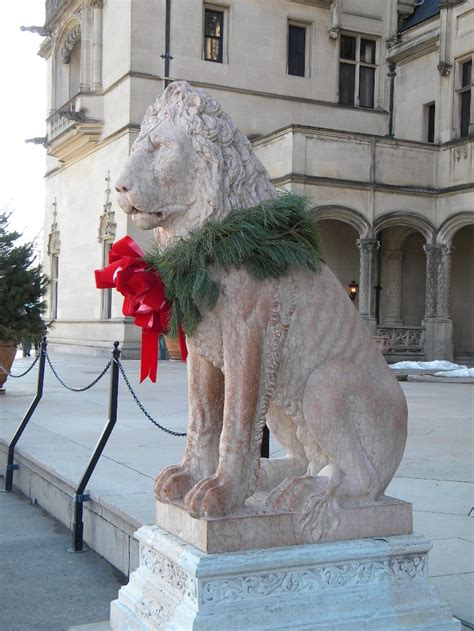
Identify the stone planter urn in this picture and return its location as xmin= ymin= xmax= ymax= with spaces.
xmin=0 ymin=340 xmax=18 ymax=393
xmin=373 ymin=335 xmax=390 ymax=354
xmin=164 ymin=335 xmax=183 ymax=361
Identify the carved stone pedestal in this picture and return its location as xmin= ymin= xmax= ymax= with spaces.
xmin=110 ymin=526 xmax=460 ymax=631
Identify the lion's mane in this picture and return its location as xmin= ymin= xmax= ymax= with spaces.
xmin=133 ymin=81 xmax=276 ymax=220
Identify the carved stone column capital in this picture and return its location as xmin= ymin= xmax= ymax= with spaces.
xmin=90 ymin=0 xmax=103 ymax=7
xmin=437 ymin=61 xmax=452 ymax=76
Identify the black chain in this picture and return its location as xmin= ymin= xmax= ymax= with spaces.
xmin=0 ymin=353 xmax=41 ymax=378
xmin=44 ymin=348 xmax=112 ymax=392
xmin=116 ymin=358 xmax=187 ymax=437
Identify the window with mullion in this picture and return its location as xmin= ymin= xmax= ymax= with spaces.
xmin=204 ymin=8 xmax=224 ymax=63
xmin=339 ymin=34 xmax=377 ymax=109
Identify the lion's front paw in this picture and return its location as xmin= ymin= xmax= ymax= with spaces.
xmin=154 ymin=464 xmax=196 ymax=503
xmin=184 ymin=475 xmax=243 ymax=518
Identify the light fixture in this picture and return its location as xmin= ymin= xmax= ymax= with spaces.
xmin=348 ymin=280 xmax=359 ymax=301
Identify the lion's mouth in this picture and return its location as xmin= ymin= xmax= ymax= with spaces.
xmin=130 ymin=207 xmax=164 ymax=220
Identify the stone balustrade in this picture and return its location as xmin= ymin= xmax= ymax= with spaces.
xmin=47 ymin=107 xmax=79 ymax=142
xmin=377 ymin=325 xmax=425 ymax=355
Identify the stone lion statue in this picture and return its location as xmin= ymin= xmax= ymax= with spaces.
xmin=115 ymin=81 xmax=407 ymax=539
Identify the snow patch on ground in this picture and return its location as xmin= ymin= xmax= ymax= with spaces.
xmin=390 ymin=360 xmax=467 ymax=371
xmin=434 ymin=368 xmax=474 ymax=378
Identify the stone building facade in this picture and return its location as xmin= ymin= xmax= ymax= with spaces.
xmin=38 ymin=0 xmax=473 ymax=361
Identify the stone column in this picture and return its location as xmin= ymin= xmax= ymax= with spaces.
xmin=437 ymin=245 xmax=453 ymax=318
xmin=422 ymin=244 xmax=441 ymax=319
xmin=357 ymin=238 xmax=378 ymax=333
xmin=91 ymin=0 xmax=103 ymax=90
xmin=422 ymin=243 xmax=453 ymax=360
xmin=381 ymin=249 xmax=404 ymax=325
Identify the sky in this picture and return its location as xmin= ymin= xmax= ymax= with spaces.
xmin=0 ymin=1 xmax=47 ymax=249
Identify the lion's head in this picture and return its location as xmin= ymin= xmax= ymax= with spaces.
xmin=115 ymin=81 xmax=276 ymax=240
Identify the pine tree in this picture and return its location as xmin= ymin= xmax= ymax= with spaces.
xmin=0 ymin=212 xmax=48 ymax=343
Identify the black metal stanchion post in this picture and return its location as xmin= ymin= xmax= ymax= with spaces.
xmin=5 ymin=336 xmax=47 ymax=491
xmin=71 ymin=341 xmax=120 ymax=552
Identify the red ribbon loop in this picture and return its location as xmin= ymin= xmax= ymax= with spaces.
xmin=95 ymin=236 xmax=187 ymax=382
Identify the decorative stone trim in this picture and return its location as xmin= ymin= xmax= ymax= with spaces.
xmin=201 ymin=555 xmax=426 ymax=605
xmin=377 ymin=326 xmax=425 ymax=354
xmin=141 ymin=547 xmax=198 ymax=602
xmin=61 ymin=24 xmax=81 ymax=63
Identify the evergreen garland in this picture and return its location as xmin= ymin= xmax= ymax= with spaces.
xmin=145 ymin=194 xmax=323 ymax=337
xmin=0 ymin=212 xmax=48 ymax=343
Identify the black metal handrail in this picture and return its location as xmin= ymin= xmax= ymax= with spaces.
xmin=4 ymin=337 xmax=47 ymax=491
xmin=71 ymin=342 xmax=121 ymax=552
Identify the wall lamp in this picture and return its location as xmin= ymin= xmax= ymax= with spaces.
xmin=348 ymin=280 xmax=359 ymax=301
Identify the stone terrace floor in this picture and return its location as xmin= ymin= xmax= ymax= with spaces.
xmin=0 ymin=350 xmax=473 ymax=627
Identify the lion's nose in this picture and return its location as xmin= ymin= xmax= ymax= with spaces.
xmin=115 ymin=177 xmax=131 ymax=193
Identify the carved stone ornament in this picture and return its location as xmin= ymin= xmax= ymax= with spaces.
xmin=437 ymin=61 xmax=452 ymax=76
xmin=47 ymin=229 xmax=61 ymax=256
xmin=98 ymin=211 xmax=116 ymax=243
xmin=61 ymin=24 xmax=81 ymax=64
xmin=455 ymin=145 xmax=469 ymax=161
xmin=114 ymin=82 xmax=408 ymax=542
xmin=98 ymin=172 xmax=116 ymax=242
xmin=47 ymin=199 xmax=61 ymax=255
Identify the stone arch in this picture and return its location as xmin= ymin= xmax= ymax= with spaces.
xmin=375 ymin=215 xmax=431 ymax=332
xmin=373 ymin=212 xmax=435 ymax=243
xmin=437 ymin=212 xmax=474 ymax=246
xmin=310 ymin=205 xmax=372 ymax=238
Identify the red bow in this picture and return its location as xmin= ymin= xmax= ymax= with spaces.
xmin=95 ymin=236 xmax=187 ymax=382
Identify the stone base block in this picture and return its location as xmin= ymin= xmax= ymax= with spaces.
xmin=155 ymin=494 xmax=413 ymax=553
xmin=110 ymin=526 xmax=460 ymax=630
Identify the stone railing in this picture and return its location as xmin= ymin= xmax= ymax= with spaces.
xmin=376 ymin=325 xmax=425 ymax=355
xmin=47 ymin=98 xmax=85 ymax=142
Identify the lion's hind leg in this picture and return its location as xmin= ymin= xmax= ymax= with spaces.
xmin=267 ymin=360 xmax=395 ymax=539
